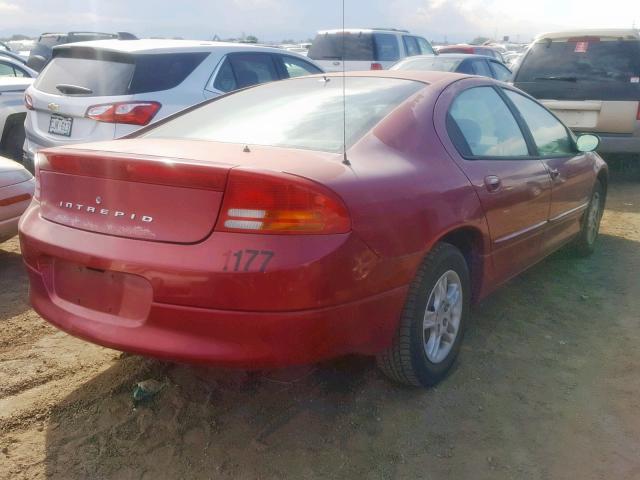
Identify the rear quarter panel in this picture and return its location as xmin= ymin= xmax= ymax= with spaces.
xmin=334 ymin=85 xmax=491 ymax=290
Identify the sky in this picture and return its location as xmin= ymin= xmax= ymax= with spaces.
xmin=0 ymin=0 xmax=638 ymax=43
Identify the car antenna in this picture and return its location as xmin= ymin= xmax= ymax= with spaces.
xmin=341 ymin=0 xmax=351 ymax=166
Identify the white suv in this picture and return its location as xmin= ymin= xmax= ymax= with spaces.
xmin=308 ymin=28 xmax=435 ymax=72
xmin=23 ymin=39 xmax=323 ymax=168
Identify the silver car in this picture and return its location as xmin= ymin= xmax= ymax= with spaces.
xmin=23 ymin=39 xmax=324 ymax=169
xmin=0 ymin=155 xmax=34 ymax=243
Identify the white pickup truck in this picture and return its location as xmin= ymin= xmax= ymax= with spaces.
xmin=0 ymin=77 xmax=34 ymax=166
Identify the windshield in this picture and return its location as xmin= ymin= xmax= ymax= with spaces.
xmin=393 ymin=56 xmax=461 ymax=72
xmin=35 ymin=48 xmax=208 ymax=96
xmin=143 ymin=77 xmax=423 ymax=153
xmin=517 ymin=39 xmax=640 ymax=82
xmin=515 ymin=38 xmax=640 ymax=100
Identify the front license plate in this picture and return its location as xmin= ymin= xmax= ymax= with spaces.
xmin=48 ymin=114 xmax=73 ymax=137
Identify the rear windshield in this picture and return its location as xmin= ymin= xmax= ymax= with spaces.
xmin=34 ymin=48 xmax=208 ymax=96
xmin=514 ymin=38 xmax=640 ymax=100
xmin=308 ymin=32 xmax=400 ymax=62
xmin=393 ymin=56 xmax=461 ymax=72
xmin=142 ymin=77 xmax=423 ymax=153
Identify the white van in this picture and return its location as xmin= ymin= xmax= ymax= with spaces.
xmin=308 ymin=28 xmax=434 ymax=72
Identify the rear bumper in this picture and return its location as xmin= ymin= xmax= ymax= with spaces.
xmin=25 ymin=262 xmax=408 ymax=368
xmin=19 ymin=202 xmax=413 ymax=367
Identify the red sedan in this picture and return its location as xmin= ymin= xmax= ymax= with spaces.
xmin=19 ymin=72 xmax=607 ymax=387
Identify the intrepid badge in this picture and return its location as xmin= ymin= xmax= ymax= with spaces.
xmin=59 ymin=201 xmax=153 ymax=223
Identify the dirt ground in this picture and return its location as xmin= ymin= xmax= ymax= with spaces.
xmin=1 ymin=177 xmax=640 ymax=480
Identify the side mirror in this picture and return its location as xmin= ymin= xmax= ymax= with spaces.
xmin=576 ymin=134 xmax=600 ymax=153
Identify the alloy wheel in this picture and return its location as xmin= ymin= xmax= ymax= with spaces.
xmin=422 ymin=270 xmax=463 ymax=364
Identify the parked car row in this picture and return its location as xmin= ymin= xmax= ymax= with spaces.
xmin=0 ymin=23 xmax=615 ymax=389
xmin=22 ymin=39 xmax=323 ymax=170
xmin=391 ymin=53 xmax=512 ymax=81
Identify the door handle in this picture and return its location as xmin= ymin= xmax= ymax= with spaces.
xmin=549 ymin=168 xmax=560 ymax=179
xmin=484 ymin=175 xmax=501 ymax=192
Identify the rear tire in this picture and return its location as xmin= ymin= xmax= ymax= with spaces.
xmin=573 ymin=180 xmax=604 ymax=257
xmin=377 ymin=242 xmax=471 ymax=387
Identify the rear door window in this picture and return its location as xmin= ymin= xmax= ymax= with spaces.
xmin=489 ymin=61 xmax=512 ymax=81
xmin=0 ymin=61 xmax=22 ymax=77
xmin=416 ymin=37 xmax=435 ymax=55
xmin=448 ymin=86 xmax=529 ymax=158
xmin=213 ymin=57 xmax=237 ymax=92
xmin=470 ymin=59 xmax=492 ymax=77
xmin=504 ymin=89 xmax=575 ymax=156
xmin=213 ymin=53 xmax=279 ymax=93
xmin=373 ymin=34 xmax=400 ymax=61
xmin=229 ymin=53 xmax=279 ymax=88
xmin=456 ymin=60 xmax=474 ymax=74
xmin=279 ymin=55 xmax=323 ymax=78
xmin=403 ymin=36 xmax=421 ymax=57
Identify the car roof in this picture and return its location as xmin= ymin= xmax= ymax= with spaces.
xmin=52 ymin=39 xmax=310 ymax=56
xmin=0 ymin=77 xmax=34 ymax=91
xmin=317 ymin=28 xmax=411 ymax=35
xmin=439 ymin=44 xmax=475 ymax=48
xmin=535 ymin=28 xmax=640 ymax=41
xmin=0 ymin=55 xmax=27 ymax=66
xmin=435 ymin=53 xmax=494 ymax=59
xmin=320 ymin=70 xmax=473 ymax=88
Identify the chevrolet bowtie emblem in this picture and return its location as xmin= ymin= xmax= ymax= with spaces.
xmin=48 ymin=103 xmax=60 ymax=112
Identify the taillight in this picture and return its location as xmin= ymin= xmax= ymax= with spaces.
xmin=370 ymin=63 xmax=383 ymax=70
xmin=24 ymin=93 xmax=33 ymax=110
xmin=216 ymin=170 xmax=351 ymax=235
xmin=33 ymin=152 xmax=45 ymax=201
xmin=637 ymin=103 xmax=640 ymax=120
xmin=86 ymin=101 xmax=161 ymax=126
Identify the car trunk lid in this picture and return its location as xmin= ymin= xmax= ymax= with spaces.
xmin=38 ymin=147 xmax=230 ymax=243
xmin=37 ymin=139 xmax=348 ymax=243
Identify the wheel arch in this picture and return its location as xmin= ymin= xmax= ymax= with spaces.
xmin=596 ymin=167 xmax=608 ymax=199
xmin=436 ymin=225 xmax=487 ymax=303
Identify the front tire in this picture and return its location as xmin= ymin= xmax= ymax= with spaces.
xmin=377 ymin=242 xmax=471 ymax=387
xmin=573 ymin=180 xmax=604 ymax=257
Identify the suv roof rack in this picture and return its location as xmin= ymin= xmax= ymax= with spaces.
xmin=370 ymin=28 xmax=410 ymax=33
xmin=38 ymin=31 xmax=137 ymax=40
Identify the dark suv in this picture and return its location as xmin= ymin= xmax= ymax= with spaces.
xmin=27 ymin=31 xmax=137 ymax=71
